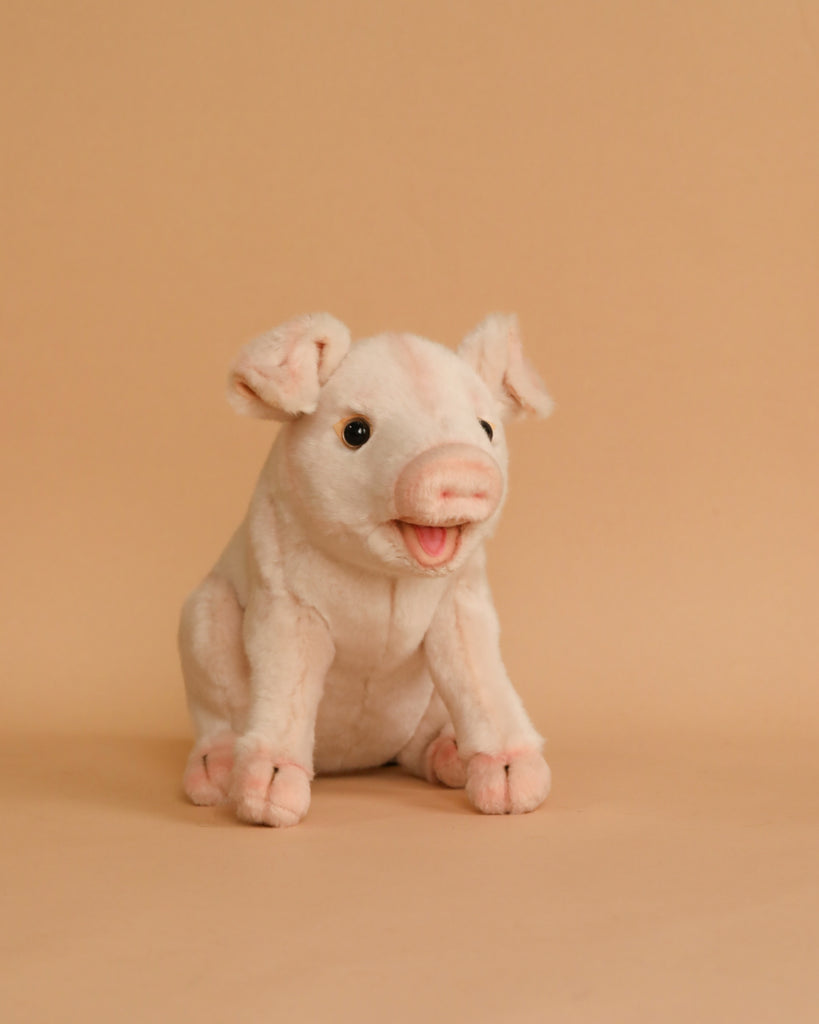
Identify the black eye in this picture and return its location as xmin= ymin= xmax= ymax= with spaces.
xmin=479 ymin=419 xmax=494 ymax=441
xmin=340 ymin=417 xmax=371 ymax=448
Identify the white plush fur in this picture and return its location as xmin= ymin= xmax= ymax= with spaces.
xmin=179 ymin=312 xmax=553 ymax=826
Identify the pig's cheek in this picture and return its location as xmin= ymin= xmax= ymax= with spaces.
xmin=290 ymin=442 xmax=355 ymax=521
xmin=365 ymin=525 xmax=400 ymax=565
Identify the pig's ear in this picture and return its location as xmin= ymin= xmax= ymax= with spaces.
xmin=227 ymin=313 xmax=351 ymax=420
xmin=458 ymin=313 xmax=553 ymax=421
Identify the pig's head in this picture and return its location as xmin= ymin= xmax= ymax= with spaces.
xmin=228 ymin=312 xmax=552 ymax=577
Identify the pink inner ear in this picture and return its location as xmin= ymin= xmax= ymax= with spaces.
xmin=227 ymin=314 xmax=351 ymax=420
xmin=458 ymin=313 xmax=552 ymax=420
xmin=315 ymin=340 xmax=327 ymax=379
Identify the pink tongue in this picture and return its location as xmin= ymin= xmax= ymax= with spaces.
xmin=414 ymin=525 xmax=448 ymax=556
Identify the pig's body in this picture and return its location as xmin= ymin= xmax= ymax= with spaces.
xmin=180 ymin=315 xmax=554 ymax=826
xmin=187 ymin=513 xmax=450 ymax=775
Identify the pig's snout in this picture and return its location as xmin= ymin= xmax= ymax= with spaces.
xmin=394 ymin=444 xmax=503 ymax=527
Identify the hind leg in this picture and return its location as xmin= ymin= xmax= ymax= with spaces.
xmin=182 ymin=730 xmax=235 ymax=806
xmin=178 ymin=574 xmax=249 ymax=805
xmin=397 ymin=689 xmax=467 ymax=789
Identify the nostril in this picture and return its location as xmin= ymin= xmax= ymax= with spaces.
xmin=395 ymin=445 xmax=503 ymax=522
xmin=438 ymin=487 xmax=490 ymax=503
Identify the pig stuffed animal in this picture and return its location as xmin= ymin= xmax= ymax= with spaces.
xmin=179 ymin=312 xmax=553 ymax=827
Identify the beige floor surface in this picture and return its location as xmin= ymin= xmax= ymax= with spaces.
xmin=4 ymin=731 xmax=817 ymax=1023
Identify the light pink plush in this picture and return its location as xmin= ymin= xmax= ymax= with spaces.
xmin=179 ymin=313 xmax=554 ymax=827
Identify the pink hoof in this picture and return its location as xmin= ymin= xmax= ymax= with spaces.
xmin=183 ymin=733 xmax=235 ymax=806
xmin=425 ymin=735 xmax=467 ymax=789
xmin=466 ymin=750 xmax=551 ymax=815
xmin=231 ymin=742 xmax=311 ymax=828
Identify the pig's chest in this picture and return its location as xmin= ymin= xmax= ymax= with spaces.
xmin=293 ymin=561 xmax=450 ymax=771
xmin=325 ymin=575 xmax=444 ymax=667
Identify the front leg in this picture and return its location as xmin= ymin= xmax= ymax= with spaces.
xmin=424 ymin=564 xmax=550 ymax=815
xmin=231 ymin=590 xmax=334 ymax=827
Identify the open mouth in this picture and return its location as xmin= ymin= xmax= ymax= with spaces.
xmin=395 ymin=521 xmax=464 ymax=568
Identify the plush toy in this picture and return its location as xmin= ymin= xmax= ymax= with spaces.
xmin=179 ymin=312 xmax=553 ymax=826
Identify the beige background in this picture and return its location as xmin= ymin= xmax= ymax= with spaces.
xmin=2 ymin=2 xmax=818 ymax=1021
